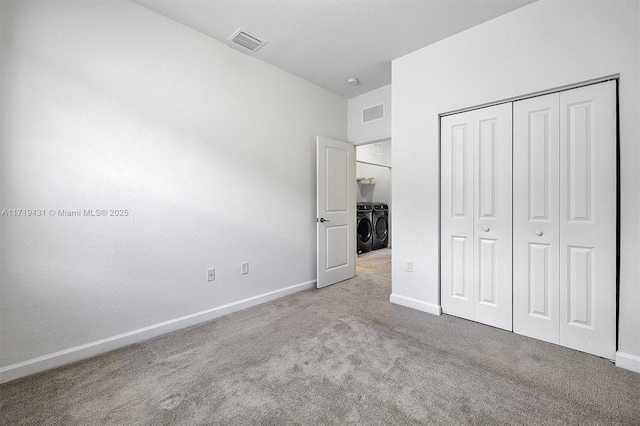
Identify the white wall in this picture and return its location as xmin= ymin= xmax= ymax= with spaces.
xmin=356 ymin=163 xmax=390 ymax=205
xmin=392 ymin=0 xmax=640 ymax=370
xmin=0 ymin=0 xmax=346 ymax=378
xmin=356 ymin=140 xmax=392 ymax=168
xmin=348 ymin=84 xmax=391 ymax=144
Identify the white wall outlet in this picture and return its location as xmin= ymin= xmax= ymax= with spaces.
xmin=241 ymin=262 xmax=249 ymax=275
xmin=207 ymin=268 xmax=215 ymax=282
xmin=405 ymin=260 xmax=413 ymax=272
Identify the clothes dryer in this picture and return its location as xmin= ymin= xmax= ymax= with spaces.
xmin=372 ymin=203 xmax=388 ymax=250
xmin=356 ymin=202 xmax=373 ymax=254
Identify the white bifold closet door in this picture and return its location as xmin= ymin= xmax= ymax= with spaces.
xmin=441 ymin=103 xmax=513 ymax=331
xmin=513 ymin=92 xmax=561 ymax=343
xmin=513 ymin=81 xmax=617 ymax=359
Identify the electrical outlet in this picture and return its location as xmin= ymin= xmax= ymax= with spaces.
xmin=207 ymin=268 xmax=215 ymax=282
xmin=405 ymin=260 xmax=413 ymax=272
xmin=241 ymin=262 xmax=249 ymax=275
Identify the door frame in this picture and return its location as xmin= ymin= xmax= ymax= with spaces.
xmin=354 ymin=138 xmax=392 ymax=249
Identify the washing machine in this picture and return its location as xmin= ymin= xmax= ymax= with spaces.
xmin=372 ymin=203 xmax=388 ymax=250
xmin=356 ymin=202 xmax=373 ymax=254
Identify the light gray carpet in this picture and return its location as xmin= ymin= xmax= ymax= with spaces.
xmin=1 ymin=248 xmax=639 ymax=425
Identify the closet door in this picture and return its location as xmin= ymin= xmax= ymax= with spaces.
xmin=514 ymin=81 xmax=616 ymax=359
xmin=513 ymin=93 xmax=560 ymax=343
xmin=559 ymin=81 xmax=616 ymax=359
xmin=441 ymin=111 xmax=474 ymax=321
xmin=441 ymin=104 xmax=512 ymax=331
xmin=473 ymin=104 xmax=513 ymax=330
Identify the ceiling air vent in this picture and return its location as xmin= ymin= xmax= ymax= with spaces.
xmin=229 ymin=28 xmax=267 ymax=52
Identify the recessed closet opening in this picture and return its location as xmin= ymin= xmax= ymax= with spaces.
xmin=439 ymin=78 xmax=619 ymax=359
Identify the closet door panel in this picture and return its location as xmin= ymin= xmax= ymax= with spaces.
xmin=473 ymin=103 xmax=513 ymax=331
xmin=559 ymin=81 xmax=616 ymax=359
xmin=513 ymin=93 xmax=560 ymax=343
xmin=441 ymin=111 xmax=475 ymax=320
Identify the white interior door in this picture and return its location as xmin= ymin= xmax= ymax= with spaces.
xmin=559 ymin=81 xmax=617 ymax=359
xmin=473 ymin=103 xmax=513 ymax=331
xmin=317 ymin=136 xmax=356 ymax=288
xmin=513 ymin=81 xmax=617 ymax=359
xmin=513 ymin=93 xmax=561 ymax=343
xmin=441 ymin=104 xmax=512 ymax=331
xmin=441 ymin=111 xmax=475 ymax=321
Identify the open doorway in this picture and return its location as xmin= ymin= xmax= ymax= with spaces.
xmin=355 ymin=139 xmax=391 ymax=275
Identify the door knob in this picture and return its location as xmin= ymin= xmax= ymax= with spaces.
xmin=319 ymin=218 xmax=330 ymax=223
xmin=483 ymin=227 xmax=490 ymax=232
xmin=536 ymin=230 xmax=543 ymax=236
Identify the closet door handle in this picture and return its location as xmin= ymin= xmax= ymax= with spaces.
xmin=483 ymin=227 xmax=490 ymax=232
xmin=536 ymin=230 xmax=543 ymax=236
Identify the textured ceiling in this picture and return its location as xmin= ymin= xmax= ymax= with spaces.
xmin=132 ymin=0 xmax=536 ymax=98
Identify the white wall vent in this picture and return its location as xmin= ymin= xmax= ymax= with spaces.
xmin=229 ymin=28 xmax=267 ymax=52
xmin=362 ymin=103 xmax=385 ymax=124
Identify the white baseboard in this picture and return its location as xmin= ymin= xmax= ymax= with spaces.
xmin=0 ymin=280 xmax=316 ymax=384
xmin=390 ymin=293 xmax=442 ymax=315
xmin=616 ymin=351 xmax=640 ymax=373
